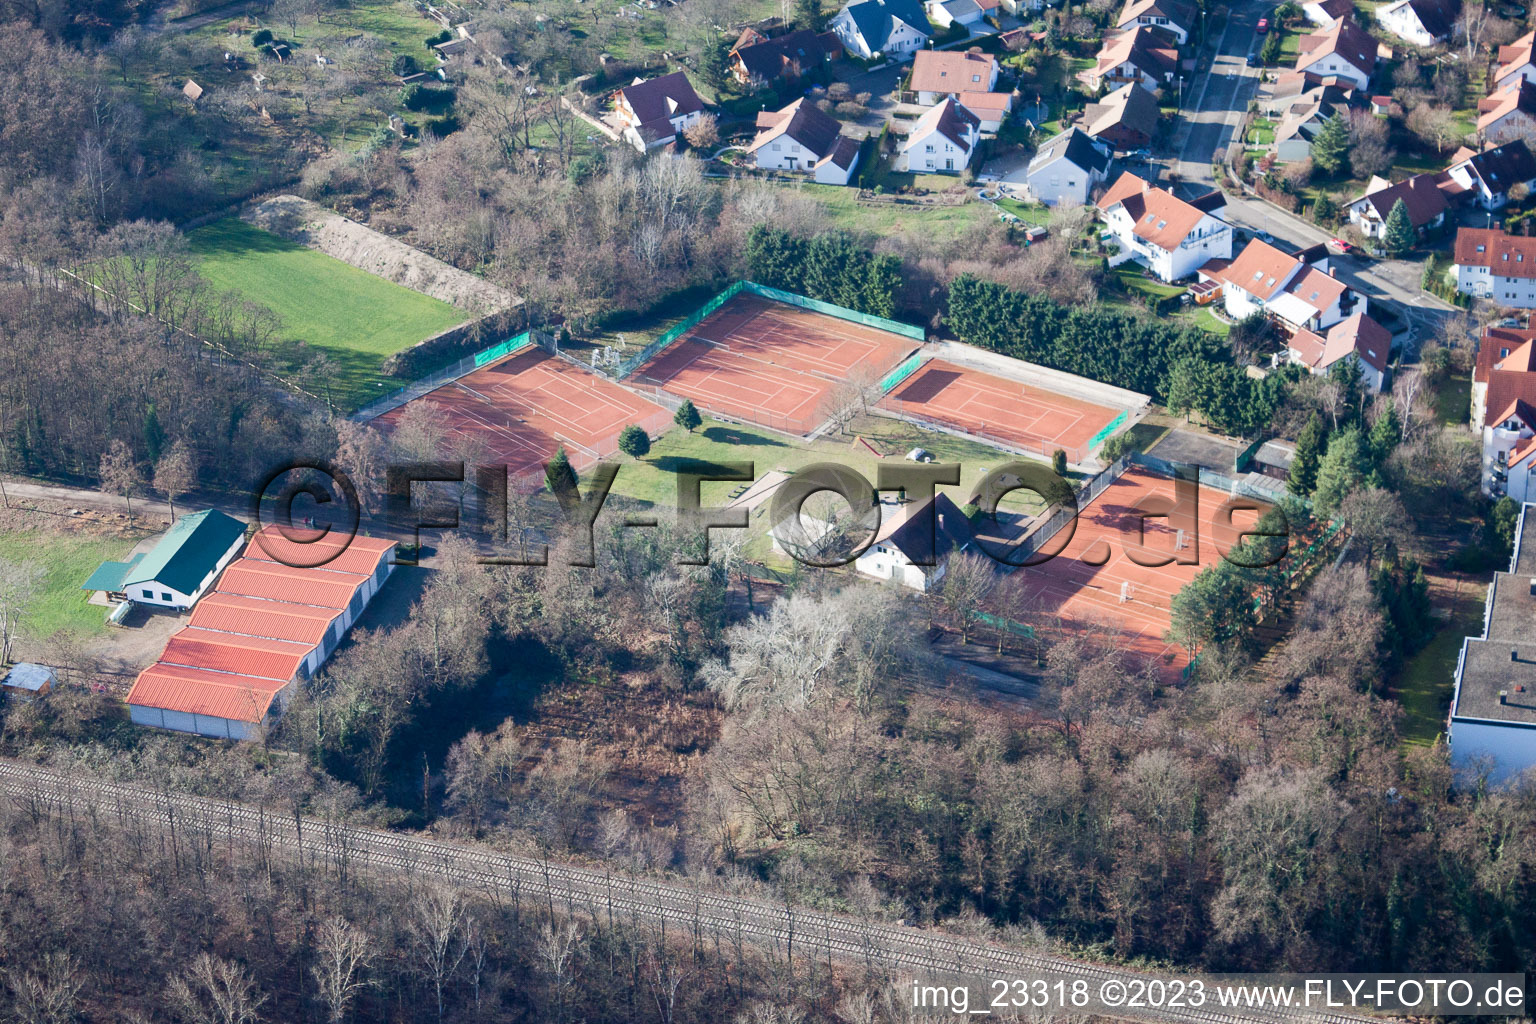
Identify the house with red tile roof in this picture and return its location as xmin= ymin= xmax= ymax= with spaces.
xmin=1285 ymin=312 xmax=1393 ymax=391
xmin=1081 ymin=81 xmax=1160 ymax=150
xmin=1467 ymin=325 xmax=1536 ymax=497
xmin=126 ymin=527 xmax=396 ymax=741
xmin=729 ymin=28 xmax=842 ymax=88
xmin=1096 ymin=172 xmax=1232 ymax=281
xmin=1294 ymin=17 xmax=1378 ymax=91
xmin=1205 ymin=237 xmax=1364 ymax=330
xmin=906 ymin=49 xmax=1014 ymax=129
xmin=1344 ymin=172 xmax=1450 ymax=240
xmin=1493 ymin=29 xmax=1536 ymax=91
xmin=1453 ymin=227 xmax=1536 ymax=305
xmin=1478 ymin=78 xmax=1536 ymax=143
xmin=1077 ymin=27 xmax=1177 ymax=95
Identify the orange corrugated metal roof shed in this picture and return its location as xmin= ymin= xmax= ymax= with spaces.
xmin=161 ymin=627 xmax=313 ymax=682
xmin=217 ymin=561 xmax=366 ymax=609
xmin=189 ymin=592 xmax=341 ymax=645
xmin=127 ymin=663 xmax=286 ymax=723
xmin=245 ymin=527 xmax=395 ymax=576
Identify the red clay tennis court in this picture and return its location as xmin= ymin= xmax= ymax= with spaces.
xmin=1007 ymin=468 xmax=1266 ymax=677
xmin=879 ymin=359 xmax=1123 ymax=463
xmin=635 ymin=293 xmax=918 ymax=436
xmin=375 ymin=347 xmax=671 ymax=484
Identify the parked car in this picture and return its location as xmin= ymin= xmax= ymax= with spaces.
xmin=1257 ymin=16 xmax=1269 ymax=32
xmin=1246 ymin=52 xmax=1259 ymax=66
xmin=1327 ymin=238 xmax=1354 ymax=254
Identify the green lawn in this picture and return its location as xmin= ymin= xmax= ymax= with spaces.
xmin=186 ymin=219 xmax=467 ymax=409
xmin=800 ymin=183 xmax=995 ymax=238
xmin=1394 ymin=581 xmax=1486 ymax=746
xmin=1187 ymin=306 xmax=1232 ymax=336
xmin=995 ymin=197 xmax=1053 ymax=227
xmin=1433 ymin=373 xmax=1473 ymax=425
xmin=1109 ymin=264 xmax=1186 ymax=300
xmin=1246 ymin=117 xmax=1276 ymax=145
xmin=0 ymin=530 xmax=137 ymax=641
xmin=608 ymin=414 xmax=1065 ymax=519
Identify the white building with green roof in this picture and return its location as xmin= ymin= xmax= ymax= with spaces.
xmin=81 ymin=509 xmax=248 ymax=611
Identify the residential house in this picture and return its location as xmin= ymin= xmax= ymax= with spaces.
xmin=909 ymin=48 xmax=997 ymax=104
xmin=80 ymin=509 xmax=247 ymax=611
xmin=925 ymin=0 xmax=985 ymax=29
xmin=1115 ymin=0 xmax=1194 ymax=45
xmin=898 ymin=98 xmax=981 ymax=172
xmin=1081 ymin=82 xmax=1160 ymax=150
xmin=1345 ymin=173 xmax=1450 ymax=240
xmin=1302 ymin=0 xmax=1354 ymax=27
xmin=1453 ymin=227 xmax=1536 ymax=306
xmin=907 ymin=49 xmax=1013 ymax=129
xmin=746 ymin=98 xmax=863 ymax=184
xmin=1096 ymin=171 xmax=1232 ymax=281
xmin=1468 ymin=324 xmax=1536 ymax=496
xmin=613 ymin=71 xmax=706 ymax=152
xmin=1448 ymin=504 xmax=1536 ymax=786
xmin=1285 ymin=312 xmax=1393 ymax=391
xmin=854 ymin=492 xmax=974 ymax=592
xmin=1492 ymin=30 xmax=1536 ymax=91
xmin=1270 ymin=80 xmax=1357 ymax=162
xmin=1209 ymin=237 xmax=1364 ymax=331
xmin=728 ymin=28 xmax=842 ymax=88
xmin=830 ymin=0 xmax=932 ymax=59
xmin=1026 ymin=127 xmax=1113 ymax=205
xmin=1294 ymin=17 xmax=1377 ymax=91
xmin=1474 ymin=325 xmax=1536 ymax=426
xmin=1077 ymin=26 xmax=1178 ymax=95
xmin=1375 ymin=0 xmax=1457 ymax=47
xmin=1443 ymin=140 xmax=1536 ymax=209
xmin=1478 ymin=78 xmax=1536 ymax=144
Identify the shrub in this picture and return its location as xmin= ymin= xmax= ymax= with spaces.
xmin=617 ymin=424 xmax=651 ymax=458
xmin=251 ymin=28 xmax=273 ymax=46
xmin=402 ymin=84 xmax=456 ymax=113
xmin=392 ymin=54 xmax=420 ymax=77
xmin=426 ymin=29 xmax=453 ymax=47
xmin=425 ymin=114 xmax=462 ymax=137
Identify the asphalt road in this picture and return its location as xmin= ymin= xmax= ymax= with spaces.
xmin=1162 ymin=0 xmax=1456 ymax=354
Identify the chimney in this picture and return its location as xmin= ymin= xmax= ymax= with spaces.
xmin=1328 ymin=266 xmax=1337 ymax=277
xmin=1500 ymin=690 xmax=1509 ymax=705
xmin=1529 ymin=577 xmax=1535 ymax=595
xmin=1513 ymin=649 xmax=1520 ymax=662
xmin=938 ymin=513 xmax=946 ymax=531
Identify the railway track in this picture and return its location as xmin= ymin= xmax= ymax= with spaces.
xmin=0 ymin=759 xmax=1380 ymax=1024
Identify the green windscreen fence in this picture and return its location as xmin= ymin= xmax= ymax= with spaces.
xmin=473 ymin=331 xmax=533 ymax=368
xmin=879 ymin=352 xmax=926 ymax=393
xmin=1087 ymin=409 xmax=1129 ymax=449
xmin=616 ymin=281 xmax=746 ymax=380
xmin=975 ymin=612 xmax=1034 ymax=638
xmin=741 ymin=281 xmax=927 ymax=341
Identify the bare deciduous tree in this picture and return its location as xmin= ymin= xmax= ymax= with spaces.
xmin=312 ymin=916 xmax=374 ymax=1024
xmin=153 ymin=439 xmax=197 ymax=521
xmin=166 ymin=954 xmax=267 ymax=1024
xmin=98 ymin=439 xmax=142 ymax=524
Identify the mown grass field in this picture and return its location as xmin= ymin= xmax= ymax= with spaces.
xmin=0 ymin=529 xmax=137 ymax=641
xmin=1395 ymin=578 xmax=1486 ymax=746
xmin=187 ymin=219 xmax=466 ymax=409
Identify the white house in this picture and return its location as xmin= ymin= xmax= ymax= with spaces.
xmin=898 ymin=97 xmax=980 ymax=173
xmin=1468 ymin=326 xmax=1536 ymax=499
xmin=746 ymin=98 xmax=863 ymax=184
xmin=1284 ymin=312 xmax=1392 ymax=391
xmin=126 ymin=529 xmax=396 ymax=741
xmin=1025 ymin=127 xmax=1113 ymax=205
xmin=1375 ymin=0 xmax=1457 ymax=47
xmin=1443 ymin=140 xmax=1536 ymax=210
xmin=830 ymin=0 xmax=932 ymax=59
xmin=1294 ymin=17 xmax=1377 ymax=91
xmin=1493 ymin=30 xmax=1536 ymax=91
xmin=1448 ymin=504 xmax=1536 ymax=787
xmin=1473 ymin=326 xmax=1536 ymax=428
xmin=1302 ymin=0 xmax=1354 ymax=27
xmin=1453 ymin=227 xmax=1536 ymax=306
xmin=1115 ymin=0 xmax=1194 ymax=45
xmin=81 ymin=509 xmax=247 ymax=611
xmin=854 ymin=492 xmax=974 ymax=592
xmin=1345 ymin=172 xmax=1450 ymax=240
xmin=1096 ymin=172 xmax=1232 ymax=282
xmin=1211 ymin=237 xmax=1364 ymax=331
xmin=925 ymin=0 xmax=984 ymax=29
xmin=1270 ymin=81 xmax=1356 ymax=163
xmin=1478 ymin=78 xmax=1536 ymax=144
xmin=613 ymin=71 xmax=706 ymax=152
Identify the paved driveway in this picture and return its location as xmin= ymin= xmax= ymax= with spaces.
xmin=830 ymin=63 xmax=908 ymax=136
